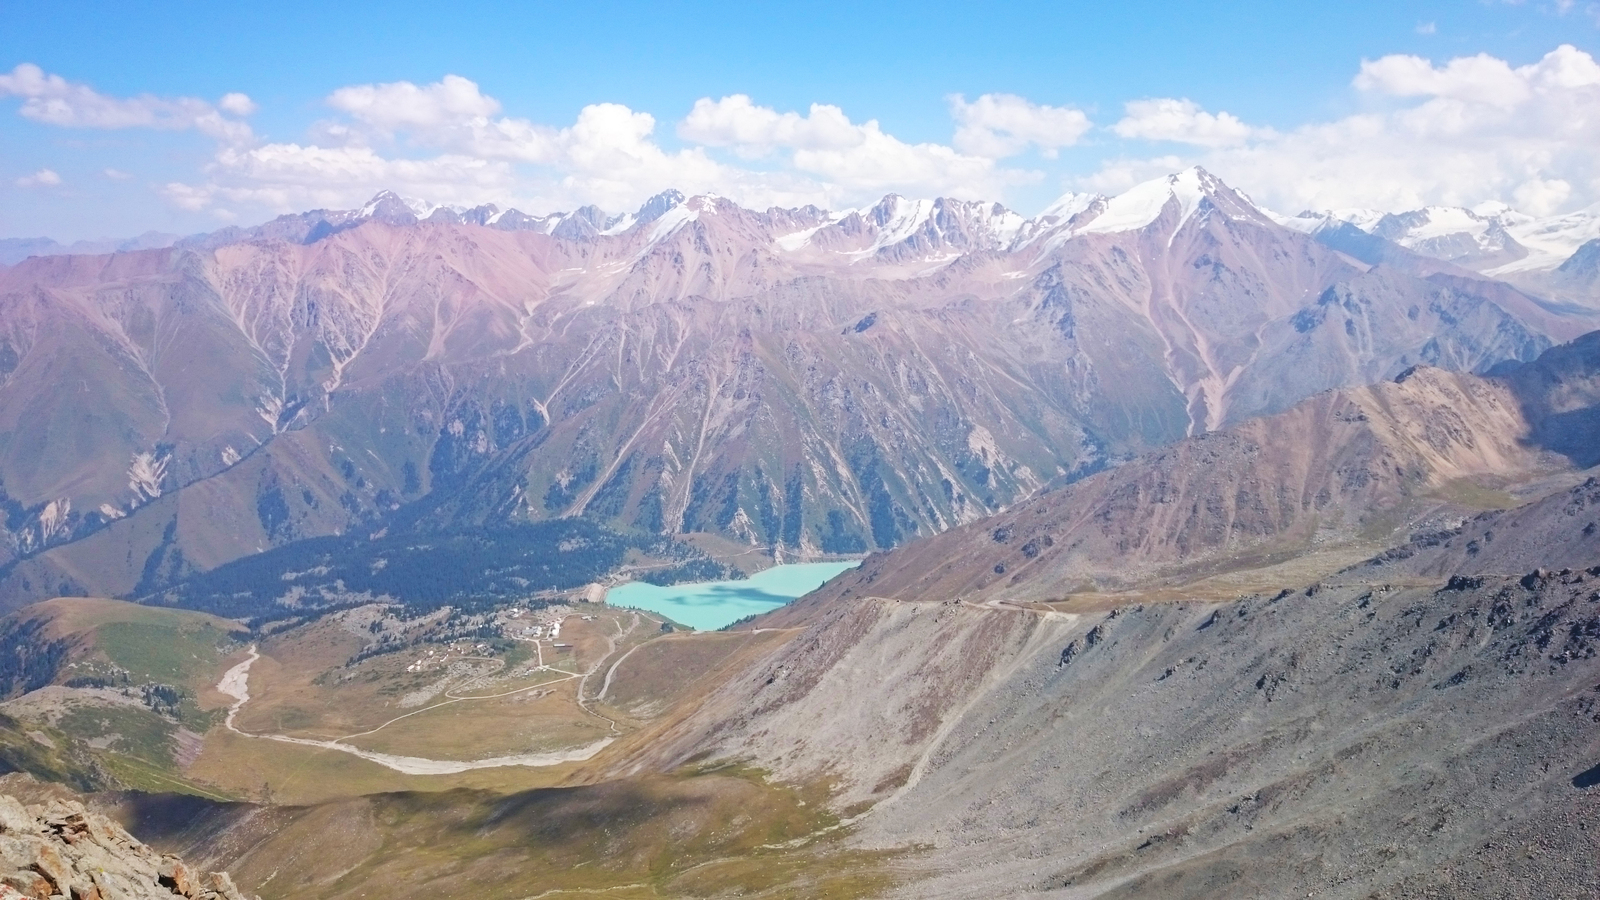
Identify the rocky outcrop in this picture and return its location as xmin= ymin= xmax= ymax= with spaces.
xmin=0 ymin=794 xmax=250 ymax=900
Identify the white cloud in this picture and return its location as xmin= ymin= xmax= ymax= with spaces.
xmin=1352 ymin=51 xmax=1537 ymax=109
xmin=218 ymin=92 xmax=258 ymax=116
xmin=0 ymin=63 xmax=256 ymax=145
xmin=1073 ymin=156 xmax=1186 ymax=196
xmin=175 ymin=92 xmax=766 ymax=215
xmin=949 ymin=93 xmax=1092 ymax=158
xmin=1083 ymin=44 xmax=1600 ymax=217
xmin=677 ymin=94 xmax=1023 ymax=200
xmin=791 ymin=126 xmax=1020 ymax=200
xmin=166 ymin=78 xmax=1041 ymax=217
xmin=1416 ymin=21 xmax=1438 ymax=35
xmin=326 ymin=74 xmax=500 ymax=132
xmin=679 ymin=95 xmax=863 ymax=155
xmin=1512 ymin=176 xmax=1572 ymax=213
xmin=1111 ymin=98 xmax=1265 ymax=148
xmin=179 ymin=143 xmax=518 ymax=213
xmin=15 ymin=168 xmax=61 ymax=188
xmin=31 ymin=45 xmax=1597 ymax=230
xmin=161 ymin=181 xmax=214 ymax=211
xmin=102 ymin=167 xmax=132 ymax=180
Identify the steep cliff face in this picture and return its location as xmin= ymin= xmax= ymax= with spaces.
xmin=0 ymin=793 xmax=251 ymax=900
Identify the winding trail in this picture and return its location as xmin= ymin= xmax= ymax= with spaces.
xmin=576 ymin=614 xmax=639 ymax=733
xmin=215 ymin=646 xmax=612 ymax=775
xmin=597 ymin=642 xmax=645 ymax=701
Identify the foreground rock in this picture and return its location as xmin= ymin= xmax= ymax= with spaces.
xmin=0 ymin=794 xmax=250 ymax=900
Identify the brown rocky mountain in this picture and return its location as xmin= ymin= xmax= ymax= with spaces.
xmin=786 ymin=332 xmax=1600 ymax=608
xmin=0 ymin=169 xmax=1592 ymax=610
xmin=604 ymin=333 xmax=1600 ymax=898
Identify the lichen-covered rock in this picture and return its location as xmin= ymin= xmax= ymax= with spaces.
xmin=0 ymin=795 xmax=252 ymax=900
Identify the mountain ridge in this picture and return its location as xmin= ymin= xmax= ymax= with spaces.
xmin=0 ymin=168 xmax=1594 ymax=610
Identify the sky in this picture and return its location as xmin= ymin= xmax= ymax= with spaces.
xmin=1 ymin=0 xmax=1598 ymax=240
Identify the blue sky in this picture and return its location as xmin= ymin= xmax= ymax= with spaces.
xmin=2 ymin=0 xmax=1597 ymax=240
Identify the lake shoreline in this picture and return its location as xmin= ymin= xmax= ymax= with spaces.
xmin=605 ymin=561 xmax=862 ymax=630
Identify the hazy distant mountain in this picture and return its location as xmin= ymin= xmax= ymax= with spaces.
xmin=0 ymin=168 xmax=1594 ymax=609
xmin=0 ymin=231 xmax=181 ymax=266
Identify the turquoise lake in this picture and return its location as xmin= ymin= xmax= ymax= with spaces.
xmin=604 ymin=561 xmax=861 ymax=630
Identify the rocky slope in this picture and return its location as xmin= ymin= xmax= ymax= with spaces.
xmin=0 ymin=170 xmax=1590 ymax=610
xmin=630 ymin=562 xmax=1600 ymax=898
xmin=788 ymin=332 xmax=1600 ymax=607
xmin=0 ymin=792 xmax=251 ymax=900
xmin=611 ymin=364 xmax=1600 ymax=896
xmin=1359 ymin=474 xmax=1600 ymax=579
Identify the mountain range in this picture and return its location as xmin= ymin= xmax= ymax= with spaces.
xmin=0 ymin=168 xmax=1597 ymax=610
xmin=3 ymin=170 xmax=1600 ymax=897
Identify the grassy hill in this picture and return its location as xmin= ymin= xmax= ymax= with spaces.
xmin=0 ymin=597 xmax=247 ymax=798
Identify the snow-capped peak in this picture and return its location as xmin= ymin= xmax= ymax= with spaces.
xmin=1074 ymin=166 xmax=1256 ymax=237
xmin=356 ymin=191 xmax=447 ymax=222
xmin=1037 ymin=191 xmax=1100 ymax=223
xmin=1269 ymin=198 xmax=1600 ymax=275
xmin=635 ymin=189 xmax=687 ymax=225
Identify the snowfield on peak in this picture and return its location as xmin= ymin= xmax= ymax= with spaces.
xmin=1076 ymin=167 xmax=1211 ymax=235
xmin=1284 ymin=199 xmax=1600 ymax=274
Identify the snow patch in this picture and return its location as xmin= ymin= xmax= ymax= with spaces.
xmin=1037 ymin=191 xmax=1099 ymax=223
xmin=645 ymin=202 xmax=699 ymax=244
xmin=1489 ymin=205 xmax=1600 ymax=274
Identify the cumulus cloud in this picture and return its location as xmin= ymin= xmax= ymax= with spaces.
xmin=678 ymin=94 xmax=1019 ymax=199
xmin=1073 ymin=156 xmax=1187 ymax=196
xmin=17 ymin=47 xmax=1597 ymax=228
xmin=327 ymin=74 xmax=500 ymax=132
xmin=790 ymin=126 xmax=1017 ymax=199
xmin=15 ymin=168 xmax=61 ymax=188
xmin=679 ymin=95 xmax=863 ymax=155
xmin=1087 ymin=44 xmax=1600 ymax=217
xmin=1111 ymin=98 xmax=1264 ymax=148
xmin=0 ymin=63 xmax=256 ymax=145
xmin=171 ymin=79 xmax=768 ymax=215
xmin=195 ymin=81 xmax=745 ymax=214
xmin=168 ymin=143 xmax=515 ymax=213
xmin=949 ymin=93 xmax=1092 ymax=158
xmin=1352 ymin=50 xmax=1537 ymax=108
xmin=167 ymin=78 xmax=1036 ymax=217
xmin=218 ymin=92 xmax=258 ymax=116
